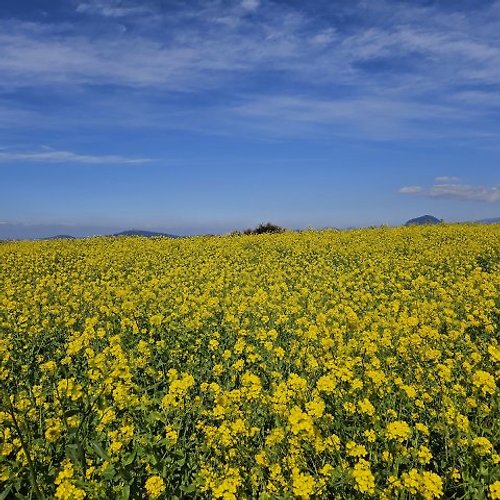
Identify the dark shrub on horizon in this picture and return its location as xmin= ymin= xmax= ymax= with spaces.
xmin=243 ymin=222 xmax=286 ymax=235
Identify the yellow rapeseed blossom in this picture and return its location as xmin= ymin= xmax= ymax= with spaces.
xmin=288 ymin=406 xmax=315 ymax=436
xmin=144 ymin=475 xmax=166 ymax=498
xmin=55 ymin=482 xmax=86 ymax=500
xmin=472 ymin=370 xmax=496 ymax=396
xmin=0 ymin=224 xmax=498 ymax=498
xmin=358 ymin=398 xmax=375 ymax=416
xmin=489 ymin=481 xmax=500 ymax=499
xmin=472 ymin=437 xmax=493 ymax=456
xmin=292 ymin=468 xmax=316 ymax=499
xmin=346 ymin=441 xmax=368 ymax=458
xmin=352 ymin=459 xmax=375 ymax=494
xmin=386 ymin=421 xmax=411 ymax=442
xmin=402 ymin=469 xmax=443 ymax=499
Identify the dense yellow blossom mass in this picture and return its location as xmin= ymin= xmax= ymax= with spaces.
xmin=0 ymin=224 xmax=499 ymax=498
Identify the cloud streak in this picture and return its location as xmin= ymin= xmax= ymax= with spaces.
xmin=229 ymin=94 xmax=479 ymax=140
xmin=75 ymin=0 xmax=156 ymax=18
xmin=0 ymin=1 xmax=500 ymax=141
xmin=1 ymin=2 xmax=500 ymax=92
xmin=435 ymin=176 xmax=461 ymax=183
xmin=0 ymin=148 xmax=153 ymax=164
xmin=399 ymin=180 xmax=500 ymax=203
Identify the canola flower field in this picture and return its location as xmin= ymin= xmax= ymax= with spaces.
xmin=0 ymin=225 xmax=499 ymax=499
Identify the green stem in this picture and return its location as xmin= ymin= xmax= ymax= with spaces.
xmin=3 ymin=392 xmax=44 ymax=499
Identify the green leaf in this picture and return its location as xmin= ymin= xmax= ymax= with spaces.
xmin=118 ymin=484 xmax=130 ymax=500
xmin=90 ymin=440 xmax=110 ymax=461
xmin=101 ymin=465 xmax=116 ymax=481
xmin=64 ymin=408 xmax=80 ymax=418
xmin=149 ymin=411 xmax=164 ymax=422
xmin=122 ymin=450 xmax=136 ymax=466
xmin=66 ymin=444 xmax=81 ymax=465
xmin=181 ymin=484 xmax=197 ymax=494
xmin=0 ymin=485 xmax=13 ymax=500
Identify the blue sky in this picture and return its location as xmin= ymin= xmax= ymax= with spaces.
xmin=0 ymin=0 xmax=499 ymax=237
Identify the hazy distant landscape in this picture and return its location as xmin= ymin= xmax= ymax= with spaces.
xmin=1 ymin=215 xmax=500 ymax=240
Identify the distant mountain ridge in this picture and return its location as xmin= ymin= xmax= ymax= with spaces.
xmin=46 ymin=235 xmax=76 ymax=240
xmin=112 ymin=229 xmax=178 ymax=238
xmin=2 ymin=219 xmax=499 ymax=241
xmin=405 ymin=215 xmax=442 ymax=226
xmin=478 ymin=217 xmax=500 ymax=224
xmin=404 ymin=215 xmax=500 ymax=226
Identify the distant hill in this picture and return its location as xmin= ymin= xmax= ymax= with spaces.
xmin=112 ymin=229 xmax=178 ymax=238
xmin=478 ymin=217 xmax=500 ymax=224
xmin=46 ymin=234 xmax=76 ymax=240
xmin=405 ymin=215 xmax=442 ymax=226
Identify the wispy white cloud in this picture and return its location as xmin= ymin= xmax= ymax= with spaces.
xmin=310 ymin=29 xmax=336 ymax=46
xmin=0 ymin=1 xmax=499 ymax=141
xmin=0 ymin=147 xmax=153 ymax=164
xmin=448 ymin=90 xmax=500 ymax=107
xmin=399 ymin=186 xmax=424 ymax=194
xmin=75 ymin=0 xmax=156 ymax=18
xmin=241 ymin=0 xmax=260 ymax=12
xmin=1 ymin=1 xmax=499 ymax=91
xmin=0 ymin=104 xmax=46 ymax=128
xmin=435 ymin=176 xmax=461 ymax=183
xmin=400 ymin=179 xmax=500 ymax=203
xmin=228 ymin=94 xmax=477 ymax=140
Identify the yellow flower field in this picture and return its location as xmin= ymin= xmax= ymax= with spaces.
xmin=0 ymin=225 xmax=499 ymax=499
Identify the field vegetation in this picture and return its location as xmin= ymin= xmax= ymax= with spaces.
xmin=0 ymin=225 xmax=499 ymax=499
